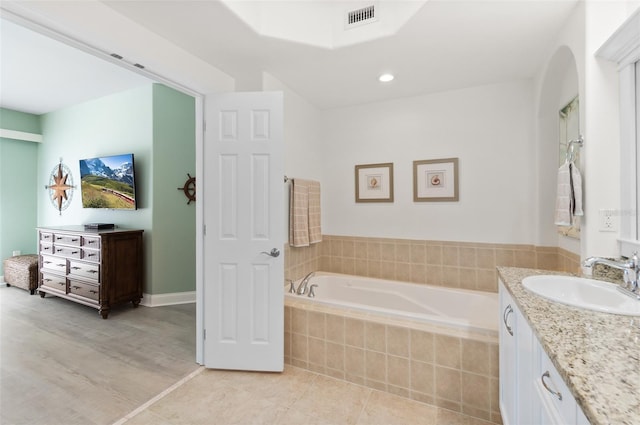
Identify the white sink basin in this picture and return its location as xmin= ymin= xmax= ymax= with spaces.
xmin=522 ymin=275 xmax=640 ymax=316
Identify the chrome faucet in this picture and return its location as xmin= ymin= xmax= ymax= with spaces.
xmin=296 ymin=272 xmax=315 ymax=295
xmin=583 ymin=252 xmax=640 ymax=299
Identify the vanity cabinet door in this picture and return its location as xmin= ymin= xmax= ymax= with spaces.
xmin=499 ymin=280 xmax=517 ymax=425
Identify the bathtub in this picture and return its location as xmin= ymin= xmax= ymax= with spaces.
xmin=285 ymin=272 xmax=498 ymax=335
xmin=284 ymin=272 xmax=502 ymax=423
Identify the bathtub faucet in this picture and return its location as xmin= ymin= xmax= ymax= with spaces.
xmin=296 ymin=272 xmax=316 ymax=295
xmin=583 ymin=252 xmax=640 ymax=296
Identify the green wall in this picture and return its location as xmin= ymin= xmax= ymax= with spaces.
xmin=151 ymin=84 xmax=196 ymax=295
xmin=35 ymin=84 xmax=195 ymax=295
xmin=0 ymin=109 xmax=41 ymax=276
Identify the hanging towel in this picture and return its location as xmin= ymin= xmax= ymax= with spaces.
xmin=554 ymin=162 xmax=583 ymax=226
xmin=308 ymin=181 xmax=322 ymax=244
xmin=289 ymin=179 xmax=310 ymax=247
xmin=289 ymin=178 xmax=322 ymax=247
xmin=571 ymin=163 xmax=583 ymax=217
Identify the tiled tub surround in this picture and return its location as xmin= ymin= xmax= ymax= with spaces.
xmin=285 ymin=236 xmax=580 ymax=293
xmin=284 ymin=293 xmax=502 ymax=424
xmin=498 ymin=267 xmax=640 ymax=425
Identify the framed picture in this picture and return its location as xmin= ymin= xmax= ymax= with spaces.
xmin=413 ymin=158 xmax=459 ymax=202
xmin=355 ymin=162 xmax=394 ymax=202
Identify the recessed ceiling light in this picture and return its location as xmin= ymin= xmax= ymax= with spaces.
xmin=379 ymin=73 xmax=394 ymax=83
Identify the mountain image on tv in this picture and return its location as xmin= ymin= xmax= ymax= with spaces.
xmin=79 ymin=154 xmax=137 ymax=210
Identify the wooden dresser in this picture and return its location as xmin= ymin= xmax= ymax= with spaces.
xmin=37 ymin=225 xmax=144 ymax=319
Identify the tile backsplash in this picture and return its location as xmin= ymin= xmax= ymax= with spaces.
xmin=285 ymin=235 xmax=580 ymax=293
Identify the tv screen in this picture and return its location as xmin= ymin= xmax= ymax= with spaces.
xmin=79 ymin=153 xmax=137 ymax=210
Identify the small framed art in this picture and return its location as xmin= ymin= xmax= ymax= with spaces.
xmin=413 ymin=158 xmax=459 ymax=202
xmin=355 ymin=162 xmax=394 ymax=203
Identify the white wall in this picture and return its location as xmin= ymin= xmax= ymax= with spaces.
xmin=533 ymin=0 xmax=640 ymax=259
xmin=320 ymin=80 xmax=535 ymax=244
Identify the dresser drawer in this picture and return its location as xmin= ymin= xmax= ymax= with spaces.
xmin=41 ymin=272 xmax=67 ymax=293
xmin=53 ymin=233 xmax=81 ymax=246
xmin=40 ymin=243 xmax=54 ymax=255
xmin=68 ymin=260 xmax=100 ymax=282
xmin=41 ymin=255 xmax=67 ymax=273
xmin=53 ymin=245 xmax=82 ymax=259
xmin=82 ymin=248 xmax=100 ymax=262
xmin=40 ymin=232 xmax=54 ymax=243
xmin=68 ymin=279 xmax=99 ymax=302
xmin=82 ymin=236 xmax=101 ymax=249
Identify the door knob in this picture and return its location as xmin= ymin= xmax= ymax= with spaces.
xmin=261 ymin=248 xmax=280 ymax=258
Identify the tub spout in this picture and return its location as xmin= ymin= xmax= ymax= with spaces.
xmin=296 ymin=272 xmax=315 ymax=295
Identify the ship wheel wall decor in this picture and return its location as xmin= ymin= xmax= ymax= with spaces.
xmin=45 ymin=161 xmax=75 ymax=215
xmin=178 ymin=173 xmax=196 ymax=204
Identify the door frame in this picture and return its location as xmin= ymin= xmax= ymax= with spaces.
xmin=2 ymin=9 xmax=209 ymax=364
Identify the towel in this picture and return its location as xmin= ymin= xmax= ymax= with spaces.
xmin=289 ymin=179 xmax=322 ymax=247
xmin=554 ymin=162 xmax=583 ymax=226
xmin=308 ymin=181 xmax=322 ymax=244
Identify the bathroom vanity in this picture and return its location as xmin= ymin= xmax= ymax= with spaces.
xmin=498 ymin=267 xmax=639 ymax=425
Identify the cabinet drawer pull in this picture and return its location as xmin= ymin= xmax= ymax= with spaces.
xmin=89 ymin=290 xmax=98 ymax=294
xmin=56 ymin=248 xmax=63 ymax=252
xmin=72 ymin=285 xmax=81 ymax=290
xmin=87 ymin=240 xmax=96 ymax=244
xmin=541 ymin=371 xmax=562 ymax=400
xmin=88 ymin=270 xmax=98 ymax=274
xmin=71 ymin=238 xmax=79 ymax=242
xmin=503 ymin=304 xmax=514 ymax=336
xmin=71 ymin=266 xmax=81 ymax=270
xmin=71 ymin=251 xmax=79 ymax=254
xmin=87 ymin=253 xmax=96 ymax=258
xmin=44 ymin=261 xmax=52 ymax=265
xmin=44 ymin=278 xmax=52 ymax=282
xmin=56 ymin=236 xmax=63 ymax=240
xmin=57 ymin=264 xmax=65 ymax=268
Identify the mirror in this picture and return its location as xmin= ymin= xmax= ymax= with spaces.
xmin=557 ymin=96 xmax=581 ymax=238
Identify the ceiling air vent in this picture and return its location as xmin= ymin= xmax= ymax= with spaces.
xmin=346 ymin=4 xmax=377 ymax=28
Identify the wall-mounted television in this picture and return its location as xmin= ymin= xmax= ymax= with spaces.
xmin=79 ymin=153 xmax=137 ymax=210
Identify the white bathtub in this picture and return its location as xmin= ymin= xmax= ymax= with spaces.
xmin=286 ymin=272 xmax=498 ymax=335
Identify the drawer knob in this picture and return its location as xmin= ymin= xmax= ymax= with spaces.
xmin=541 ymin=371 xmax=563 ymax=401
xmin=89 ymin=290 xmax=98 ymax=294
xmin=57 ymin=264 xmax=65 ymax=268
xmin=71 ymin=266 xmax=81 ymax=270
xmin=72 ymin=238 xmax=79 ymax=242
xmin=72 ymin=285 xmax=80 ymax=290
xmin=89 ymin=270 xmax=98 ymax=274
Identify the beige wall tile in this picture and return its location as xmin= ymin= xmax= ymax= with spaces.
xmin=459 ymin=247 xmax=477 ymax=268
xmin=435 ymin=335 xmax=460 ymax=369
xmin=411 ymin=243 xmax=426 ymax=264
xmin=461 ymin=372 xmax=490 ymax=410
xmin=367 ymin=241 xmax=381 ymax=261
xmin=380 ymin=261 xmax=396 ymax=280
xmin=411 ymin=330 xmax=434 ymax=363
xmin=410 ymin=360 xmax=434 ymax=395
xmin=292 ymin=333 xmax=308 ymax=362
xmin=345 ymin=346 xmax=365 ymax=378
xmin=368 ymin=260 xmax=381 ymax=278
xmin=292 ymin=309 xmax=308 ymax=335
xmin=396 ymin=244 xmax=411 ymax=263
xmin=308 ymin=311 xmax=326 ymax=339
xmin=343 ymin=240 xmax=355 ymax=258
xmin=427 ymin=245 xmax=443 ymax=265
xmin=326 ymin=314 xmax=345 ymax=344
xmin=435 ymin=367 xmax=461 ymax=402
xmin=461 ymin=339 xmax=491 ymax=376
xmin=387 ymin=355 xmax=410 ymax=389
xmin=345 ymin=318 xmax=364 ymax=348
xmin=387 ymin=325 xmax=409 ymax=358
xmin=443 ymin=246 xmax=459 ymax=266
xmin=426 ymin=265 xmax=443 ymax=286
xmin=365 ymin=350 xmax=387 ymax=383
xmin=365 ymin=322 xmax=386 ymax=352
xmin=476 ymin=248 xmax=496 ymax=269
xmin=410 ymin=264 xmax=427 ymax=284
xmin=308 ymin=337 xmax=326 ymax=369
xmin=326 ymin=341 xmax=345 ymax=372
xmin=396 ymin=262 xmax=412 ymax=282
xmin=381 ymin=243 xmax=396 ymax=262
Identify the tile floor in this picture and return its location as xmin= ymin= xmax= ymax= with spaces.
xmin=118 ymin=366 xmax=496 ymax=425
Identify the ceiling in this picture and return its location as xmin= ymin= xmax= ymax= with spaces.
xmin=1 ymin=0 xmax=579 ymax=115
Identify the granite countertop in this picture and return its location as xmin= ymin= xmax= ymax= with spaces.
xmin=497 ymin=267 xmax=640 ymax=425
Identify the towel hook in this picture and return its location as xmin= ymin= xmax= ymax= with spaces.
xmin=566 ymin=135 xmax=584 ymax=163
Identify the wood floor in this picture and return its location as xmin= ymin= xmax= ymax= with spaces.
xmin=0 ymin=285 xmax=198 ymax=425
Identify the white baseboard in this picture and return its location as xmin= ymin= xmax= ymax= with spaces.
xmin=140 ymin=290 xmax=196 ymax=307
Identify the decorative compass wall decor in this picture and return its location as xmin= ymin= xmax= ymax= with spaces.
xmin=45 ymin=160 xmax=75 ymax=215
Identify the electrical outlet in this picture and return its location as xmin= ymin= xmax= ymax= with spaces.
xmin=599 ymin=209 xmax=617 ymax=232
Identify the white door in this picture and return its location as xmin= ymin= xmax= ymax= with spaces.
xmin=203 ymin=91 xmax=284 ymax=371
